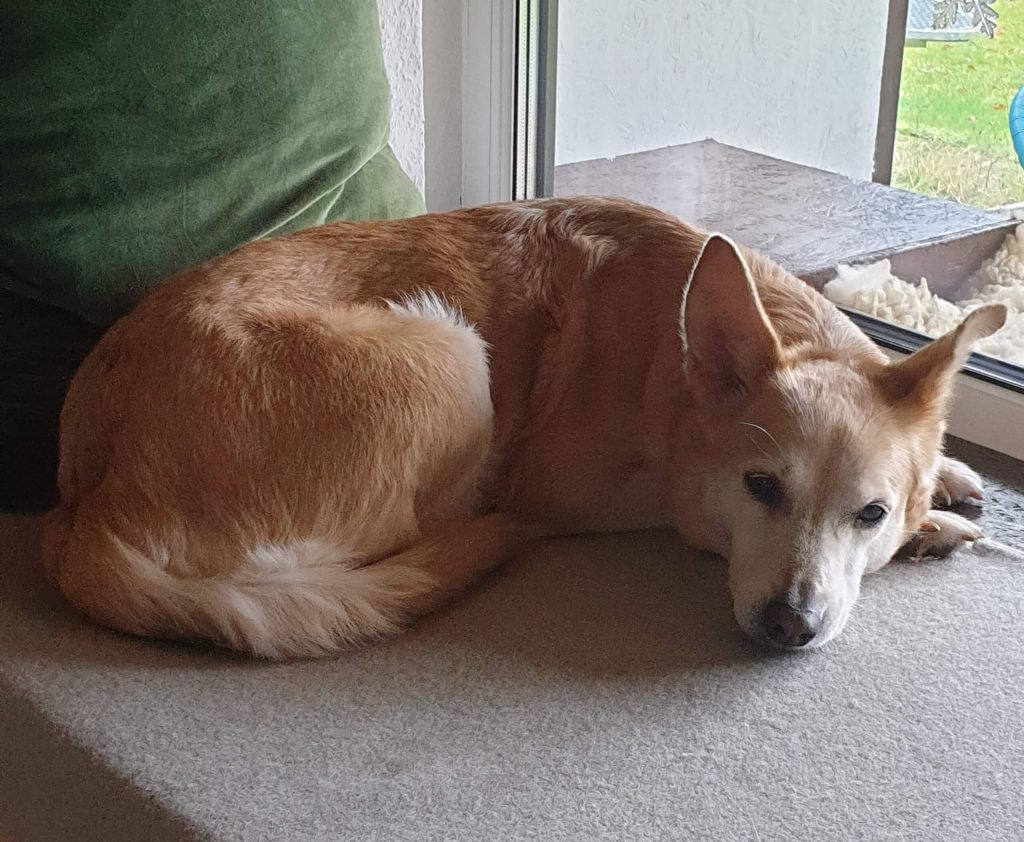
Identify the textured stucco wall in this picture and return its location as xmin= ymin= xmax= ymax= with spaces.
xmin=556 ymin=0 xmax=889 ymax=180
xmin=379 ymin=0 xmax=426 ymax=192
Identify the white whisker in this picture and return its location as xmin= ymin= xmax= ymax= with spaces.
xmin=739 ymin=421 xmax=783 ymax=459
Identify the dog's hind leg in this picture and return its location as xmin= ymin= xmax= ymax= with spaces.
xmin=45 ymin=295 xmax=538 ymax=658
xmin=387 ymin=512 xmax=544 ymax=613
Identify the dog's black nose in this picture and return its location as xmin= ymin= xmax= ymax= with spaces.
xmin=763 ymin=600 xmax=821 ymax=648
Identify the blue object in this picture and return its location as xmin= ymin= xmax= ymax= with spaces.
xmin=1011 ymin=85 xmax=1024 ymax=169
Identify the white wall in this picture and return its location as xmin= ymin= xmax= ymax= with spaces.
xmin=379 ymin=0 xmax=889 ymax=205
xmin=556 ymin=0 xmax=890 ymax=180
xmin=379 ymin=0 xmax=426 ymax=193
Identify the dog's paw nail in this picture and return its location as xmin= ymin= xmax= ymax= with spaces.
xmin=934 ymin=458 xmax=986 ymax=507
xmin=900 ymin=509 xmax=984 ymax=561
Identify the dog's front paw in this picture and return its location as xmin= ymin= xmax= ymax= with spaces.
xmin=900 ymin=509 xmax=984 ymax=562
xmin=933 ymin=456 xmax=985 ymax=508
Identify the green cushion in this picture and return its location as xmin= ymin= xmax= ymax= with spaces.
xmin=0 ymin=0 xmax=425 ymax=509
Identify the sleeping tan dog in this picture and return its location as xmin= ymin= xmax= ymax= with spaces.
xmin=40 ymin=198 xmax=1006 ymax=657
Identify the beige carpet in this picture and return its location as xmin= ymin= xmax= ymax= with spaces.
xmin=2 ymin=440 xmax=1023 ymax=842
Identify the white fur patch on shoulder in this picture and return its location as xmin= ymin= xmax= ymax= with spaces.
xmin=503 ymin=204 xmax=549 ymax=222
xmin=552 ymin=208 xmax=618 ymax=273
xmin=387 ymin=290 xmax=468 ymax=328
xmin=571 ymin=230 xmax=618 ymax=272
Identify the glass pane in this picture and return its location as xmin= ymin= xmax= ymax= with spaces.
xmin=896 ymin=0 xmax=1021 ymax=208
xmin=828 ymin=0 xmax=1024 ymax=370
xmin=540 ymin=0 xmax=1024 ymax=386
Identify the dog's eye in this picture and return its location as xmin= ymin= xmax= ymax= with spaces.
xmin=744 ymin=472 xmax=783 ymax=506
xmin=856 ymin=503 xmax=888 ymax=528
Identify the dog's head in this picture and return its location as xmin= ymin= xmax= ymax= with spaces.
xmin=673 ymin=234 xmax=1006 ymax=650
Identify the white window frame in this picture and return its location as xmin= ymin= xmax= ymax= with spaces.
xmin=461 ymin=0 xmax=516 ymax=206
xmin=422 ymin=0 xmax=516 ymax=211
xmin=950 ymin=378 xmax=1024 ymax=462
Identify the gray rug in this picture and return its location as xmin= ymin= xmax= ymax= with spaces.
xmin=2 ymin=438 xmax=1023 ymax=842
xmin=954 ymin=439 xmax=1024 ymax=550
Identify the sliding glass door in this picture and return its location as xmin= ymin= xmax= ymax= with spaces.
xmin=508 ymin=0 xmax=1024 ymax=458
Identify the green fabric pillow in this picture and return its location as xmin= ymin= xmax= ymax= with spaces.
xmin=0 ymin=0 xmax=425 ymax=510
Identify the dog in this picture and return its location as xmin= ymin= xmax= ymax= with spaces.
xmin=40 ymin=198 xmax=1006 ymax=657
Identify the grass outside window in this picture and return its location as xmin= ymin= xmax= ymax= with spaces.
xmin=894 ymin=0 xmax=1024 ymax=208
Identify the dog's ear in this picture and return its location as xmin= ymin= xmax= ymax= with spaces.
xmin=680 ymin=234 xmax=782 ymax=405
xmin=874 ymin=304 xmax=1007 ymax=414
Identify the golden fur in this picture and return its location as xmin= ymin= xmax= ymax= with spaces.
xmin=40 ymin=198 xmax=1006 ymax=656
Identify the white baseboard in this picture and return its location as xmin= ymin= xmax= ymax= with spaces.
xmin=881 ymin=348 xmax=1024 ymax=460
xmin=947 ymin=373 xmax=1024 ymax=461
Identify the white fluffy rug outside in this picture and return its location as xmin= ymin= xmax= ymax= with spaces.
xmin=824 ymin=223 xmax=1024 ymax=366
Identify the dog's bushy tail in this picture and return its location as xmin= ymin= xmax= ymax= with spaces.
xmin=112 ymin=538 xmax=438 ymax=658
xmin=43 ymin=508 xmax=517 ymax=659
